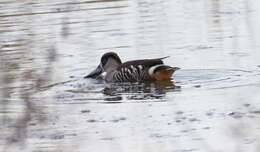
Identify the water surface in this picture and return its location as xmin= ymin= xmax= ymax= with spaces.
xmin=1 ymin=0 xmax=260 ymax=152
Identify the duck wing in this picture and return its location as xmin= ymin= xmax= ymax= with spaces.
xmin=110 ymin=59 xmax=164 ymax=82
xmin=119 ymin=58 xmax=164 ymax=69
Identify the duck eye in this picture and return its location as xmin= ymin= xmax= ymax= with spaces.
xmin=101 ymin=57 xmax=108 ymax=66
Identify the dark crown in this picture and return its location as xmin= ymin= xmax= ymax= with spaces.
xmin=101 ymin=52 xmax=122 ymax=66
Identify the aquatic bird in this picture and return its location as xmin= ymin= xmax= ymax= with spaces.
xmin=85 ymin=52 xmax=180 ymax=82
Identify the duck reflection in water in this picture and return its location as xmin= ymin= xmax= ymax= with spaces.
xmin=102 ymin=80 xmax=181 ymax=101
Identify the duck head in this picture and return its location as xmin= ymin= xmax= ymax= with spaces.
xmin=85 ymin=52 xmax=122 ymax=79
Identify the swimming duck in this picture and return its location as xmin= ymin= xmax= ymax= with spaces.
xmin=85 ymin=52 xmax=180 ymax=82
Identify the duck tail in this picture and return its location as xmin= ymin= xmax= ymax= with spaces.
xmin=157 ymin=56 xmax=170 ymax=60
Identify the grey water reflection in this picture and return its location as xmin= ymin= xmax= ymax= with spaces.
xmin=102 ymin=81 xmax=179 ymax=101
xmin=1 ymin=0 xmax=260 ymax=152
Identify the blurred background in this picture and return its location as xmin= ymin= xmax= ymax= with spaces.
xmin=1 ymin=0 xmax=260 ymax=152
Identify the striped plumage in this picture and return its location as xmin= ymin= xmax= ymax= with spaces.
xmin=110 ymin=59 xmax=163 ymax=82
xmin=85 ymin=52 xmax=180 ymax=83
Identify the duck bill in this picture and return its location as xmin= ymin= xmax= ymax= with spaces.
xmin=84 ymin=64 xmax=103 ymax=78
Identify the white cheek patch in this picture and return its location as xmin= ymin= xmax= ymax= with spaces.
xmin=148 ymin=64 xmax=164 ymax=76
xmin=101 ymin=72 xmax=107 ymax=78
xmin=103 ymin=59 xmax=120 ymax=72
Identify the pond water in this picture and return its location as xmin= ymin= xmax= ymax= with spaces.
xmin=1 ymin=0 xmax=260 ymax=152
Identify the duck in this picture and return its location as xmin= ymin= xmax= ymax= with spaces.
xmin=85 ymin=52 xmax=180 ymax=82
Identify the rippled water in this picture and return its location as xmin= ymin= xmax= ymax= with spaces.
xmin=1 ymin=0 xmax=260 ymax=152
